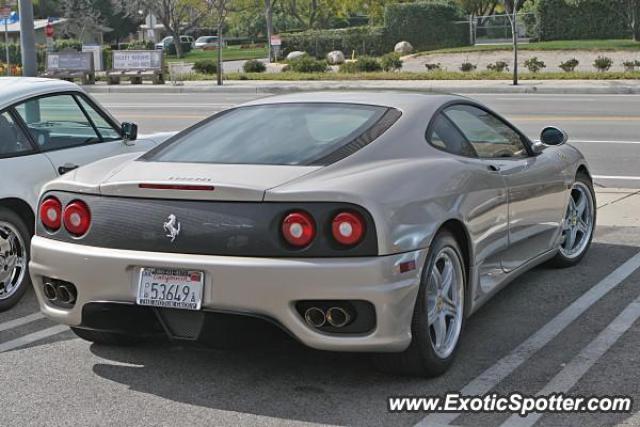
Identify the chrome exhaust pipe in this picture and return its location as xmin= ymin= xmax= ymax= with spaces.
xmin=43 ymin=282 xmax=57 ymax=301
xmin=56 ymin=284 xmax=75 ymax=304
xmin=304 ymin=307 xmax=326 ymax=328
xmin=326 ymin=307 xmax=351 ymax=328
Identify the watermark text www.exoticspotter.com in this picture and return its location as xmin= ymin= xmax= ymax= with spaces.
xmin=388 ymin=393 xmax=633 ymax=416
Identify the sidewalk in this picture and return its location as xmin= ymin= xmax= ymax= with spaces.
xmin=83 ymin=79 xmax=640 ymax=95
xmin=596 ymin=188 xmax=640 ymax=227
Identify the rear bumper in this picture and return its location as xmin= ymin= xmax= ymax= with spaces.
xmin=30 ymin=236 xmax=427 ymax=352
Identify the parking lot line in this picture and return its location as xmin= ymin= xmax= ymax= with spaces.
xmin=500 ymin=294 xmax=640 ymax=427
xmin=0 ymin=325 xmax=68 ymax=353
xmin=0 ymin=312 xmax=44 ymax=333
xmin=594 ymin=176 xmax=640 ymax=181
xmin=416 ymin=251 xmax=640 ymax=427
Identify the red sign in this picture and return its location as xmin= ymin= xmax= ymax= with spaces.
xmin=45 ymin=22 xmax=54 ymax=38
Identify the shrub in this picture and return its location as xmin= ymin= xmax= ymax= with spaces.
xmin=338 ymin=61 xmax=358 ymax=73
xmin=524 ymin=57 xmax=546 ymax=73
xmin=533 ymin=0 xmax=629 ymax=41
xmin=243 ymin=59 xmax=266 ymax=73
xmin=593 ymin=56 xmax=613 ymax=72
xmin=486 ymin=61 xmax=509 ymax=72
xmin=424 ymin=63 xmax=442 ymax=71
xmin=385 ymin=2 xmax=470 ymax=51
xmin=380 ymin=53 xmax=402 ymax=72
xmin=193 ymin=59 xmax=218 ymax=75
xmin=559 ymin=58 xmax=579 ymax=72
xmin=282 ymin=26 xmax=390 ymax=59
xmin=355 ymin=56 xmax=383 ymax=72
xmin=285 ymin=56 xmax=328 ymax=73
xmin=460 ymin=62 xmax=477 ymax=72
xmin=127 ymin=40 xmax=155 ymax=50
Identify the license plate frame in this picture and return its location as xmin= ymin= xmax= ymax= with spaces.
xmin=136 ymin=268 xmax=204 ymax=311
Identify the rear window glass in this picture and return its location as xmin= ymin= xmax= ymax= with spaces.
xmin=144 ymin=103 xmax=389 ymax=165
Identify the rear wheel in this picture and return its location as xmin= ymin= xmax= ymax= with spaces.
xmin=0 ymin=208 xmax=31 ymax=312
xmin=550 ymin=173 xmax=596 ymax=268
xmin=373 ymin=231 xmax=466 ymax=377
xmin=71 ymin=328 xmax=140 ymax=346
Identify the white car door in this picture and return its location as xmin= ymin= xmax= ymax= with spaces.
xmin=13 ymin=93 xmax=156 ymax=176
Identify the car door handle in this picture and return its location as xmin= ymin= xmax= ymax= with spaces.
xmin=487 ymin=164 xmax=501 ymax=173
xmin=58 ymin=164 xmax=79 ymax=175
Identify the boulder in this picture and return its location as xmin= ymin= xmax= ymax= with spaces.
xmin=394 ymin=41 xmax=414 ymax=55
xmin=326 ymin=50 xmax=345 ymax=65
xmin=286 ymin=51 xmax=307 ymax=61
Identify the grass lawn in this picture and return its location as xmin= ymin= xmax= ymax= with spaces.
xmin=174 ymin=70 xmax=640 ymax=81
xmin=165 ymin=46 xmax=268 ymax=63
xmin=418 ymin=39 xmax=640 ymax=56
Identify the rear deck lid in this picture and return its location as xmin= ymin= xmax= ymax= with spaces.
xmin=99 ymin=161 xmax=320 ymax=201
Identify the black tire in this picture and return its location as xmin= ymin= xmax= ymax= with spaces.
xmin=71 ymin=327 xmax=140 ymax=346
xmin=549 ymin=172 xmax=596 ymax=268
xmin=0 ymin=208 xmax=32 ymax=312
xmin=373 ymin=231 xmax=466 ymax=377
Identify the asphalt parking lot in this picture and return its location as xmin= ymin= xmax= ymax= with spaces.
xmin=1 ymin=93 xmax=639 ymax=427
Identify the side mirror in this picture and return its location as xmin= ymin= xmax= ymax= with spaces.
xmin=540 ymin=126 xmax=568 ymax=146
xmin=122 ymin=122 xmax=138 ymax=143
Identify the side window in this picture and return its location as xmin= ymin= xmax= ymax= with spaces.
xmin=427 ymin=113 xmax=477 ymax=157
xmin=444 ymin=105 xmax=528 ymax=159
xmin=76 ymin=96 xmax=121 ymax=142
xmin=0 ymin=111 xmax=33 ymax=157
xmin=15 ymin=94 xmax=101 ymax=152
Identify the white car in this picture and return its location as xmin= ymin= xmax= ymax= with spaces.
xmin=0 ymin=77 xmax=171 ymax=311
xmin=155 ymin=35 xmax=195 ymax=50
xmin=194 ymin=36 xmax=225 ymax=49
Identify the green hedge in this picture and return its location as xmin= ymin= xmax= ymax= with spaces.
xmin=384 ymin=1 xmax=470 ymax=51
xmin=534 ymin=0 xmax=629 ymax=41
xmin=282 ymin=1 xmax=470 ymax=58
xmin=282 ymin=26 xmax=391 ymax=58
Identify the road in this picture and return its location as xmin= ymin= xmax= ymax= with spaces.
xmin=90 ymin=92 xmax=640 ymax=188
xmin=1 ymin=92 xmax=639 ymax=427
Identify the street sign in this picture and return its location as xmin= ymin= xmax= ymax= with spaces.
xmin=0 ymin=5 xmax=11 ymax=19
xmin=270 ymin=35 xmax=282 ymax=46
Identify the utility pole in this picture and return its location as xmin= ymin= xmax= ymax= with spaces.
xmin=1 ymin=5 xmax=10 ymax=76
xmin=18 ymin=0 xmax=36 ymax=76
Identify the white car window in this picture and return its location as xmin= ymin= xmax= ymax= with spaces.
xmin=15 ymin=94 xmax=101 ymax=152
xmin=76 ymin=97 xmax=121 ymax=142
xmin=0 ymin=111 xmax=33 ymax=157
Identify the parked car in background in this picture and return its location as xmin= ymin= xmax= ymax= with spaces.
xmin=194 ymin=36 xmax=226 ymax=49
xmin=0 ymin=77 xmax=173 ymax=311
xmin=155 ymin=35 xmax=195 ymax=50
xmin=30 ymin=92 xmax=595 ymax=377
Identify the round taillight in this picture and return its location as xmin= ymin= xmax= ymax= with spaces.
xmin=63 ymin=200 xmax=91 ymax=237
xmin=40 ymin=197 xmax=62 ymax=231
xmin=282 ymin=211 xmax=316 ymax=247
xmin=332 ymin=212 xmax=365 ymax=246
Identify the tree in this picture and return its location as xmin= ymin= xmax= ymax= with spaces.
xmin=619 ymin=0 xmax=640 ymax=41
xmin=503 ymin=0 xmax=525 ymax=85
xmin=113 ymin=0 xmax=210 ymax=58
xmin=207 ymin=0 xmax=238 ymax=85
xmin=60 ymin=0 xmax=103 ymax=40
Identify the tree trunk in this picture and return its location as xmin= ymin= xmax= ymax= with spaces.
xmin=511 ymin=15 xmax=518 ymax=85
xmin=265 ymin=0 xmax=274 ymax=62
xmin=633 ymin=1 xmax=640 ymax=42
xmin=171 ymin=28 xmax=183 ymax=59
xmin=217 ymin=21 xmax=223 ymax=86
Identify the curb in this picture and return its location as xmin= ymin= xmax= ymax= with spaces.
xmin=82 ymin=81 xmax=640 ymax=95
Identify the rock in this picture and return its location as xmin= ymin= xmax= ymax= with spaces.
xmin=286 ymin=51 xmax=307 ymax=61
xmin=394 ymin=41 xmax=414 ymax=55
xmin=326 ymin=50 xmax=345 ymax=65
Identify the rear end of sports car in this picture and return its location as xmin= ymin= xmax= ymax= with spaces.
xmin=29 ymin=97 xmax=427 ymax=352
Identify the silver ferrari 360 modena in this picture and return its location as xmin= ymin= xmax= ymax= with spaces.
xmin=31 ymin=92 xmax=595 ymax=376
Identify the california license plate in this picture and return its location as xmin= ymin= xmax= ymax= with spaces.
xmin=136 ymin=268 xmax=204 ymax=310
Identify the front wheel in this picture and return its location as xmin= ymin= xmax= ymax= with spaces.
xmin=373 ymin=231 xmax=466 ymax=377
xmin=550 ymin=173 xmax=596 ymax=268
xmin=0 ymin=208 xmax=31 ymax=312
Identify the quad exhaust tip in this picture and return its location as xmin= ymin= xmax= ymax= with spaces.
xmin=43 ymin=282 xmax=57 ymax=301
xmin=304 ymin=307 xmax=326 ymax=328
xmin=304 ymin=306 xmax=352 ymax=329
xmin=326 ymin=307 xmax=351 ymax=328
